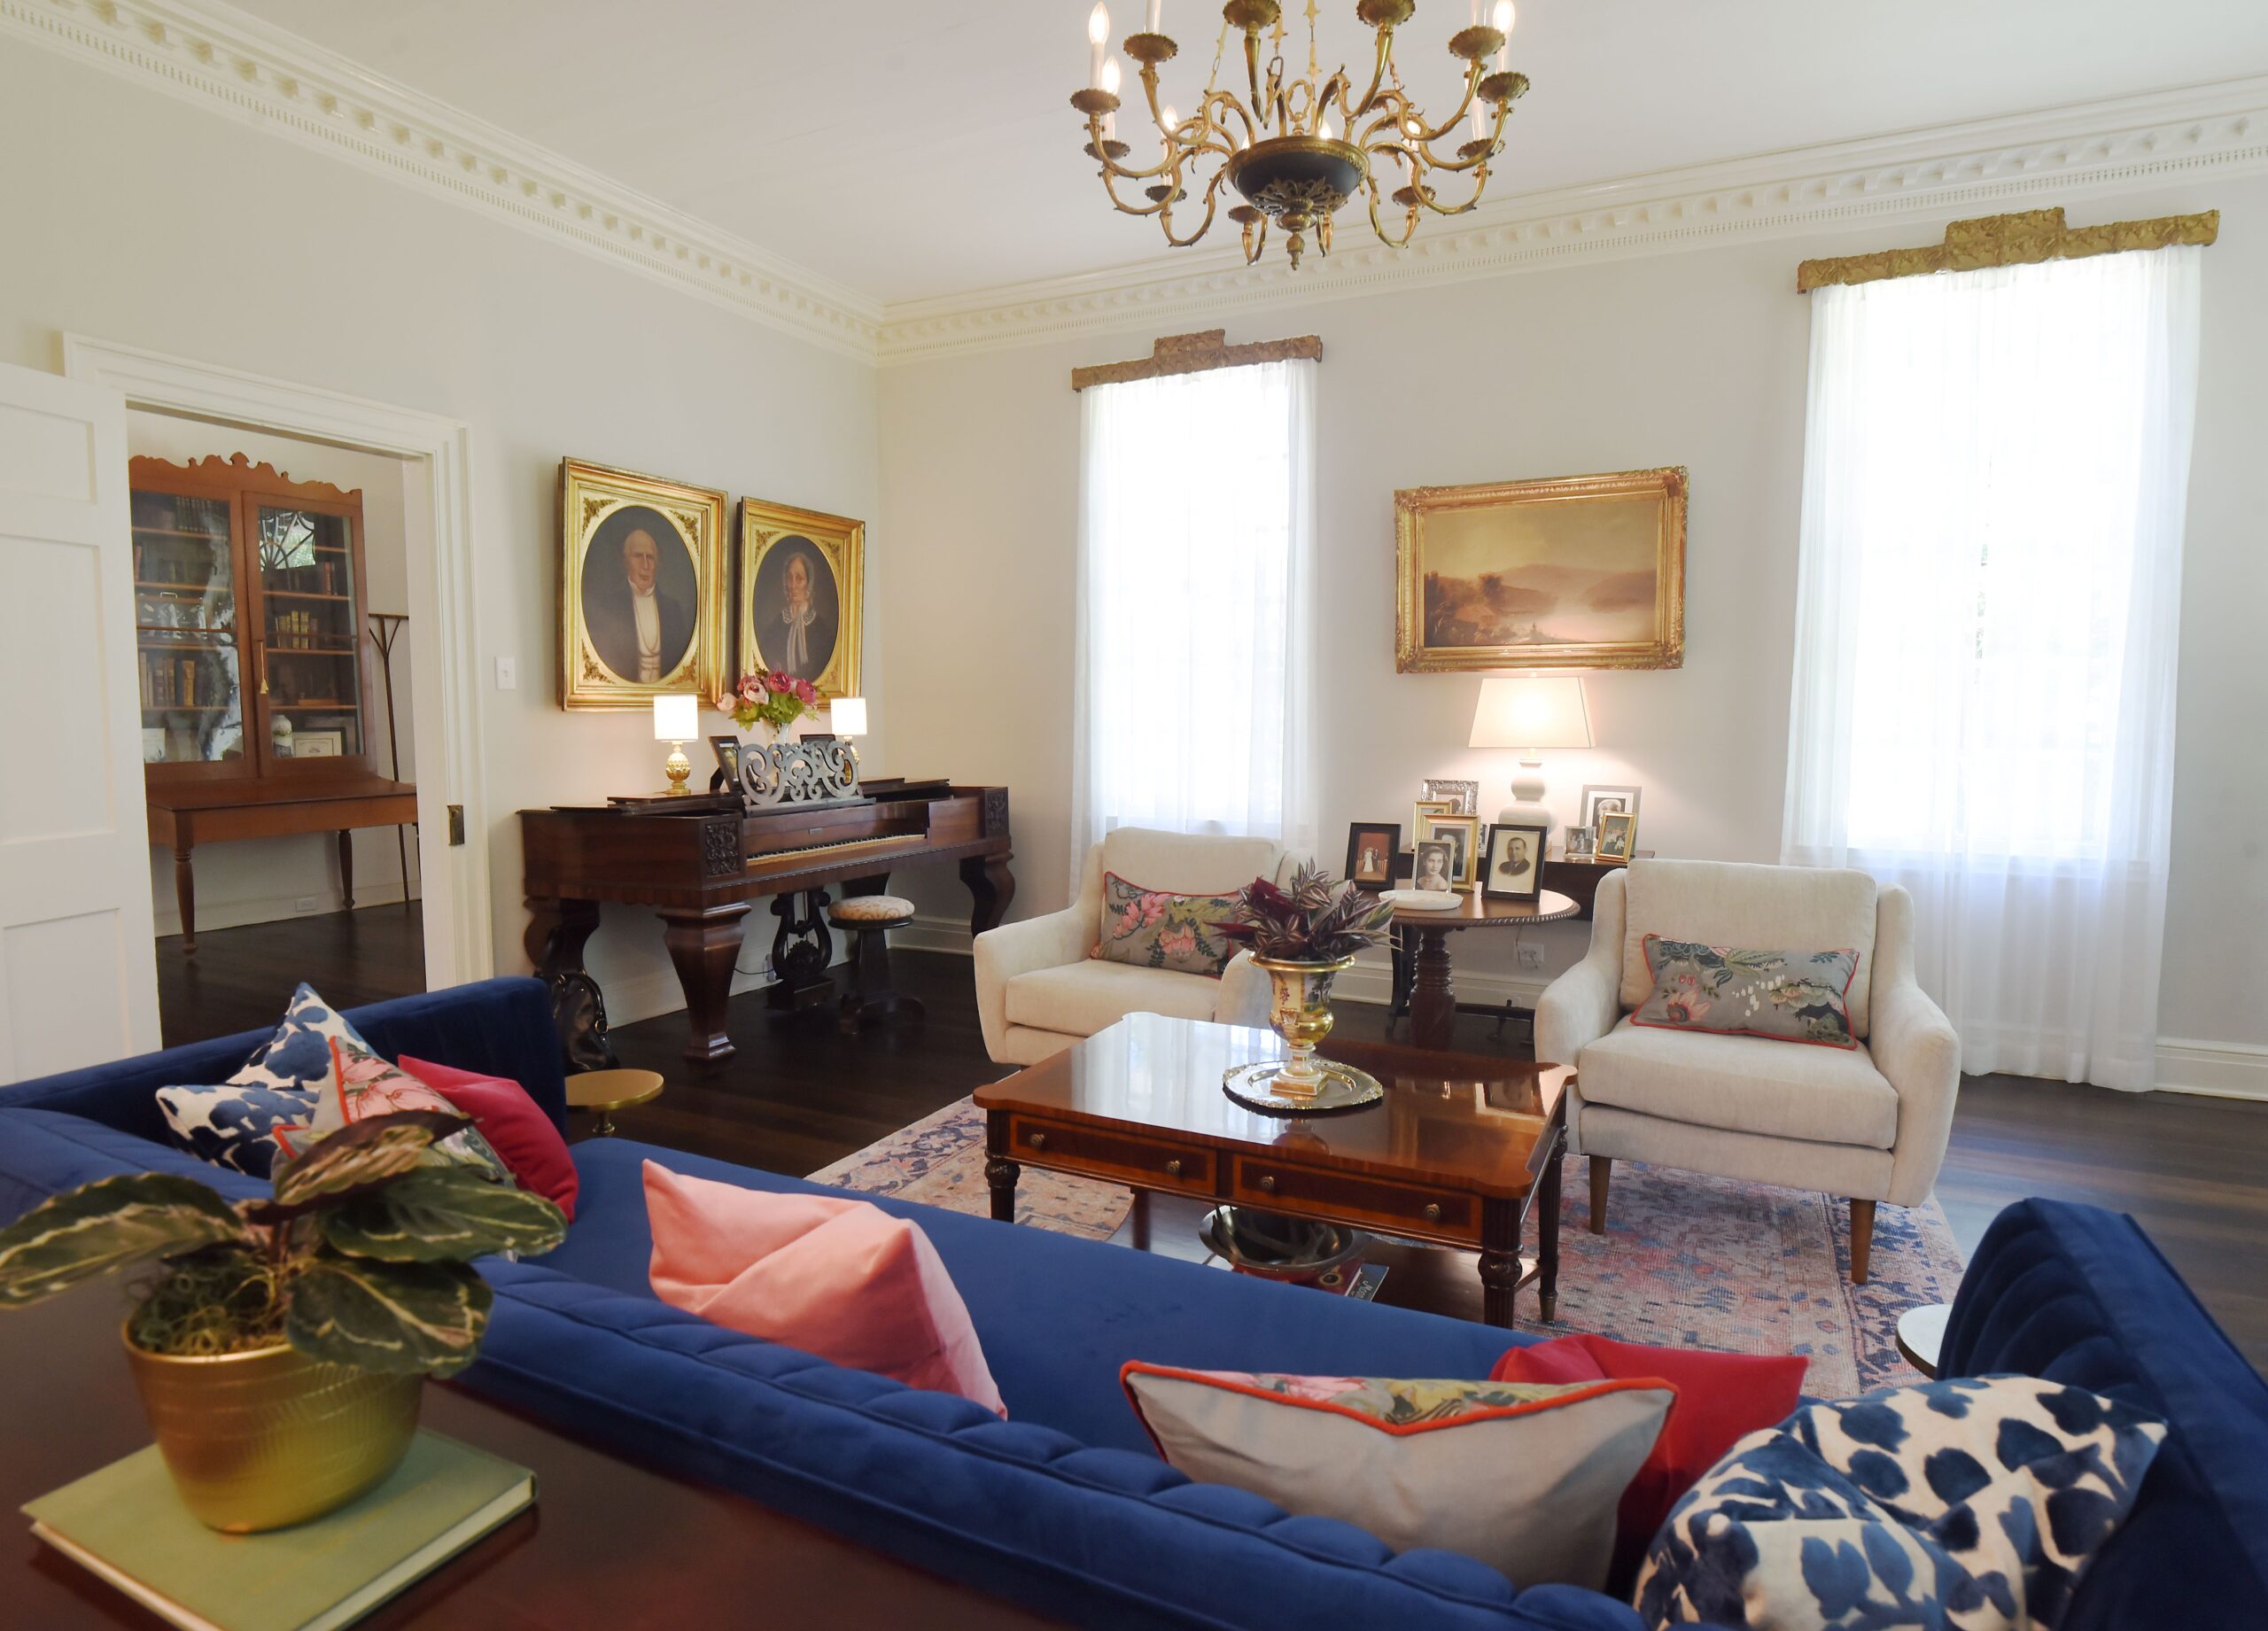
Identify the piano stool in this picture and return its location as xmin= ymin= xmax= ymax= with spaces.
xmin=827 ymin=895 xmax=923 ymax=1035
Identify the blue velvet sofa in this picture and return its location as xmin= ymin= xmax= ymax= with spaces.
xmin=4 ymin=977 xmax=2264 ymax=1630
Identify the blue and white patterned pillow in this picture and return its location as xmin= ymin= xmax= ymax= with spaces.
xmin=1635 ymin=1374 xmax=2166 ymax=1630
xmin=154 ymin=984 xmax=372 ymax=1177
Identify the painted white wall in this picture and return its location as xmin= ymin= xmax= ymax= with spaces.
xmin=126 ymin=412 xmax=420 ymax=935
xmin=0 ymin=43 xmax=880 ymax=1022
xmin=875 ymin=173 xmax=2268 ymax=1078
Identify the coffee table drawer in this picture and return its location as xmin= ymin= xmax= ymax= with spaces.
xmin=1006 ymin=1117 xmax=1216 ymax=1196
xmin=1230 ymin=1158 xmax=1478 ymax=1240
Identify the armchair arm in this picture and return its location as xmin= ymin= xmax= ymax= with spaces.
xmin=972 ymin=906 xmax=1095 ymax=1061
xmin=1535 ymin=869 xmax=1627 ymax=1068
xmin=1869 ymin=886 xmax=1961 ymax=1207
xmin=1216 ymin=951 xmax=1270 ymax=1029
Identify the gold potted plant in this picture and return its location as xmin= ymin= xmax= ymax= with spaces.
xmin=0 ymin=1111 xmax=565 ymax=1533
xmin=1217 ymin=865 xmax=1395 ymax=1108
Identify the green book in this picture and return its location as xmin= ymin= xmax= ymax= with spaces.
xmin=24 ymin=1430 xmax=534 ymax=1631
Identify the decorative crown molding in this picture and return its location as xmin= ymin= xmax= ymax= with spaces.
xmin=0 ymin=0 xmax=882 ymax=360
xmin=876 ymin=74 xmax=2268 ymax=365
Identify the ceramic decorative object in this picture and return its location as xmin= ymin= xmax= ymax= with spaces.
xmin=1223 ymin=954 xmax=1384 ymax=1113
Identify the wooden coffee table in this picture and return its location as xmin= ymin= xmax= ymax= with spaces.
xmin=974 ymin=1014 xmax=1570 ymax=1328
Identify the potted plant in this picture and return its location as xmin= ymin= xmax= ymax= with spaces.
xmin=1217 ymin=866 xmax=1394 ymax=1099
xmin=0 ymin=1111 xmax=565 ymax=1533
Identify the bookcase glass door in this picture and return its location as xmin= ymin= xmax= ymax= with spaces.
xmin=252 ymin=501 xmax=363 ymax=770
xmin=131 ymin=487 xmax=247 ymax=773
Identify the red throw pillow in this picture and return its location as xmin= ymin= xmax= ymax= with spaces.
xmin=1492 ymin=1334 xmax=1807 ymax=1592
xmin=398 ymin=1055 xmax=579 ymax=1222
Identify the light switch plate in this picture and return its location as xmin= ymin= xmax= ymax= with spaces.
xmin=494 ymin=656 xmax=517 ymax=689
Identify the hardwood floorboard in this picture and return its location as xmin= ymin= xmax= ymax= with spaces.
xmin=147 ymin=920 xmax=2268 ymax=1368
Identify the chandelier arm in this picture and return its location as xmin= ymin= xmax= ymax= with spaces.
xmin=1203 ymin=87 xmax=1258 ymax=147
xmin=1397 ymin=61 xmax=1484 ymax=146
xmin=1363 ymin=179 xmax=1423 ymax=250
xmin=1088 ymin=114 xmax=1208 ymax=184
xmin=1348 ymin=26 xmax=1396 ymax=117
xmin=1155 ymin=174 xmax=1227 ymax=247
xmin=1244 ymin=27 xmax=1268 ymax=133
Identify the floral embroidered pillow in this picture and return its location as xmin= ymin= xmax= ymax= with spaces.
xmin=1092 ymin=872 xmax=1240 ymax=977
xmin=283 ymin=1035 xmax=514 ymax=1182
xmin=1632 ymin=935 xmax=1860 ymax=1048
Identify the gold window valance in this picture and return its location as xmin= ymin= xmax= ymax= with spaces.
xmin=1070 ymin=329 xmax=1323 ymax=392
xmin=1796 ymin=207 xmax=2218 ymax=293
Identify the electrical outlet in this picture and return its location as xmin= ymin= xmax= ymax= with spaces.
xmin=1516 ymin=944 xmax=1545 ymax=971
xmin=295 ymin=896 xmax=321 ymax=914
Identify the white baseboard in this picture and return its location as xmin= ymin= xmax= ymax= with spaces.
xmin=894 ymin=913 xmax=980 ymax=956
xmin=2154 ymin=1037 xmax=2268 ymax=1101
xmin=155 ymin=882 xmax=420 ymax=939
xmin=601 ymin=943 xmax=851 ymax=1029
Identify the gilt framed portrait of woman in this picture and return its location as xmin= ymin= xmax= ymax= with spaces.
xmin=738 ymin=496 xmax=864 ymax=700
xmin=558 ymin=458 xmax=728 ymax=711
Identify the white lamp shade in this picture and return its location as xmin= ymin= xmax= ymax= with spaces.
xmin=829 ymin=695 xmax=868 ymax=737
xmin=1468 ymin=678 xmax=1593 ymax=751
xmin=652 ymin=693 xmax=699 ymax=742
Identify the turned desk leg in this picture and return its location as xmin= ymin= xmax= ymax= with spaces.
xmin=337 ymin=830 xmax=355 ymax=911
xmin=1479 ymin=1196 xmax=1520 ymax=1330
xmin=1410 ymin=928 xmax=1456 ymax=1052
xmin=1537 ymin=1139 xmax=1564 ymax=1324
xmin=660 ymin=904 xmax=751 ymax=1065
xmin=983 ymin=1113 xmax=1019 ymax=1223
xmin=174 ymin=843 xmax=197 ymax=954
xmin=961 ymin=853 xmax=1016 ymax=936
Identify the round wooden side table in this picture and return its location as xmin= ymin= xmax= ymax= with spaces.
xmin=1389 ymin=889 xmax=1580 ymax=1053
xmin=566 ymin=1068 xmax=664 ymax=1137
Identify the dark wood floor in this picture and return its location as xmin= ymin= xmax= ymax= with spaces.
xmin=155 ymin=906 xmax=2268 ymax=1368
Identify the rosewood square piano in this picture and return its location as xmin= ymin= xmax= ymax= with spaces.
xmin=521 ymin=781 xmax=1012 ymax=1067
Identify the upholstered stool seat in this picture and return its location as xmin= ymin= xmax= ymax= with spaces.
xmin=826 ymin=894 xmax=921 ymax=1032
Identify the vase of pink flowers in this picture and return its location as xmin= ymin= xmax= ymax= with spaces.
xmin=719 ymin=669 xmax=819 ymax=747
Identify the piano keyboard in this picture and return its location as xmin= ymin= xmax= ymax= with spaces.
xmin=745 ymin=833 xmax=924 ymax=871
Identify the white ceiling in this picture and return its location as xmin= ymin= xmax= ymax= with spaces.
xmin=229 ymin=0 xmax=2268 ymax=308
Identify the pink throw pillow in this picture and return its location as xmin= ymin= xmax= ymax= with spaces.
xmin=641 ymin=1161 xmax=1003 ymax=1415
xmin=398 ymin=1055 xmax=579 ymax=1223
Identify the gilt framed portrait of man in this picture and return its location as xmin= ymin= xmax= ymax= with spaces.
xmin=738 ymin=496 xmax=863 ymax=700
xmin=558 ymin=458 xmax=727 ymax=710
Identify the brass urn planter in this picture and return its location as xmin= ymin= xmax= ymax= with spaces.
xmin=123 ymin=1329 xmax=423 ymax=1533
xmin=1224 ymin=954 xmax=1385 ymax=1114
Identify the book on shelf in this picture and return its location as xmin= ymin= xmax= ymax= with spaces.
xmin=24 ymin=1429 xmax=534 ymax=1631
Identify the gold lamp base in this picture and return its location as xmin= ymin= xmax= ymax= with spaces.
xmin=663 ymin=741 xmax=691 ymax=796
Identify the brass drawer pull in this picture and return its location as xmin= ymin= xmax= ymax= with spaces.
xmin=1423 ymin=1202 xmax=1442 ymax=1223
xmin=1164 ymin=1158 xmax=1183 ymax=1177
xmin=1029 ymin=1130 xmax=1046 ymax=1150
xmin=1258 ymin=1174 xmax=1276 ymax=1193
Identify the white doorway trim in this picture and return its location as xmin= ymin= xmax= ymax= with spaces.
xmin=61 ymin=334 xmax=493 ymax=990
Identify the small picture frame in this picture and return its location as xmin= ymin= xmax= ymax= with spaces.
xmin=1410 ymin=838 xmax=1459 ymax=895
xmin=1565 ymin=824 xmax=1596 ymax=860
xmin=1416 ymin=812 xmax=1482 ymax=890
xmin=1412 ymin=796 xmax=1456 ymax=842
xmin=1579 ymin=784 xmax=1642 ymax=834
xmin=1595 ymin=809 xmax=1637 ymax=861
xmin=1420 ymin=778 xmax=1478 ymax=817
xmin=1482 ymin=819 xmax=1549 ymax=902
xmin=291 ymin=730 xmax=345 ymax=758
xmin=141 ymin=726 xmax=168 ymax=764
xmin=709 ymin=734 xmax=742 ymax=792
xmin=1345 ymin=822 xmax=1401 ymax=890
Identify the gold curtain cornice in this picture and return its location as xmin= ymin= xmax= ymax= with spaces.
xmin=1796 ymin=207 xmax=2218 ymax=293
xmin=1070 ymin=329 xmax=1323 ymax=392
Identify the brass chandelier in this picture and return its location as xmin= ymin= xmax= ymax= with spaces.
xmin=1071 ymin=0 xmax=1529 ymax=270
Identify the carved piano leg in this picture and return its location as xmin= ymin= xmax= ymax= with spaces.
xmin=524 ymin=896 xmax=617 ymax=1073
xmin=660 ymin=904 xmax=752 ymax=1064
xmin=960 ymin=854 xmax=1016 ymax=937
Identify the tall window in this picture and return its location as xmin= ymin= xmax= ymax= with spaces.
xmin=1783 ymin=245 xmax=2202 ymax=1089
xmin=1070 ymin=357 xmax=1318 ymax=883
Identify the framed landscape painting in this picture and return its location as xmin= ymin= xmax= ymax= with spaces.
xmin=1394 ymin=467 xmax=1687 ymax=672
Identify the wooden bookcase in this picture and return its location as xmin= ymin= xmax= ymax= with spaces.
xmin=130 ymin=454 xmax=377 ymax=787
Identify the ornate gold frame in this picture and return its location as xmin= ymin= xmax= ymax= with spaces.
xmin=557 ymin=458 xmax=728 ymax=711
xmin=1796 ymin=207 xmax=2218 ymax=292
xmin=736 ymin=496 xmax=864 ymax=702
xmin=1395 ymin=467 xmax=1687 ymax=672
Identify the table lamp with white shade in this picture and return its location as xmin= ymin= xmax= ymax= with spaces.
xmin=829 ymin=696 xmax=866 ymax=772
xmin=653 ymin=693 xmax=700 ymax=796
xmin=1468 ymin=677 xmax=1592 ymax=838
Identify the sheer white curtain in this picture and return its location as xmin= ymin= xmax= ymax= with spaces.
xmin=1783 ymin=246 xmax=2202 ymax=1090
xmin=1069 ymin=358 xmax=1319 ymax=889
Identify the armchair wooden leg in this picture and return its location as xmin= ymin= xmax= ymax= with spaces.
xmin=1849 ymin=1198 xmax=1876 ymax=1285
xmin=1588 ymin=1156 xmax=1611 ymax=1234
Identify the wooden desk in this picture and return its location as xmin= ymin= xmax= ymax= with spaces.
xmin=977 ymin=1014 xmax=1571 ymax=1328
xmin=145 ymin=778 xmax=418 ymax=952
xmin=3 ymin=1281 xmax=1053 ymax=1629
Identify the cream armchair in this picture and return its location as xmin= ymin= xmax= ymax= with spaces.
xmin=974 ymin=828 xmax=1297 ymax=1067
xmin=1535 ymin=858 xmax=1961 ymax=1283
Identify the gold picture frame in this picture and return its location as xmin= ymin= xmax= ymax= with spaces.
xmin=737 ymin=496 xmax=864 ymax=701
xmin=557 ymin=458 xmax=728 ymax=711
xmin=1595 ymin=809 xmax=1638 ymax=862
xmin=1416 ymin=812 xmax=1482 ymax=891
xmin=1394 ymin=466 xmax=1687 ymax=672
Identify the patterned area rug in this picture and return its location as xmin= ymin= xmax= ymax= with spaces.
xmin=809 ymin=1097 xmax=1965 ymax=1396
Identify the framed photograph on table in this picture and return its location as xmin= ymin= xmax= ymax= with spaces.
xmin=1415 ymin=812 xmax=1481 ymax=890
xmin=1420 ymin=778 xmax=1478 ymax=816
xmin=1482 ymin=820 xmax=1548 ymax=902
xmin=1596 ymin=810 xmax=1638 ymax=861
xmin=1412 ymin=796 xmax=1456 ymax=842
xmin=1565 ymin=824 xmax=1595 ymax=859
xmin=1579 ymin=785 xmax=1642 ymax=835
xmin=1345 ymin=822 xmax=1400 ymax=889
xmin=1410 ymin=838 xmax=1458 ymax=895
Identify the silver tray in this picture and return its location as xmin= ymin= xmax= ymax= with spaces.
xmin=1222 ymin=1058 xmax=1385 ymax=1115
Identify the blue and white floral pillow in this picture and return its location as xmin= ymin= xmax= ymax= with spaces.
xmin=1635 ymin=1374 xmax=2166 ymax=1630
xmin=154 ymin=983 xmax=371 ymax=1177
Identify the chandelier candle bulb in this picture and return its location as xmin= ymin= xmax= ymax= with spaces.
xmin=1494 ymin=0 xmax=1513 ymax=69
xmin=1146 ymin=0 xmax=1161 ymax=32
xmin=1088 ymin=1 xmax=1109 ymax=84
